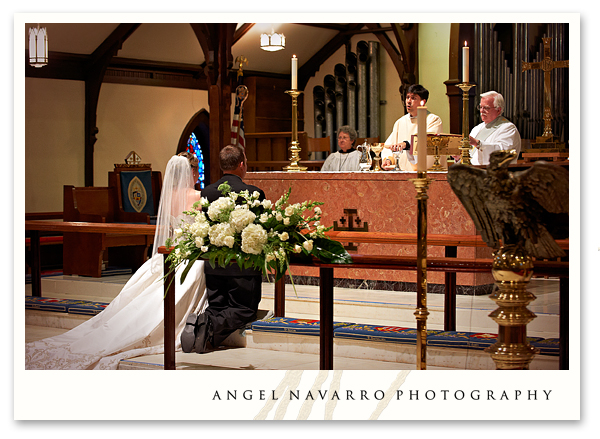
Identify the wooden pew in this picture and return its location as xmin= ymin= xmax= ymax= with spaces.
xmin=63 ymin=186 xmax=154 ymax=277
xmin=25 ymin=212 xmax=65 ymax=272
xmin=26 ymin=220 xmax=156 ymax=297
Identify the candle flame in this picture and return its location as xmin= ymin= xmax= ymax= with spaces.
xmin=464 ymin=41 xmax=468 ymax=47
xmin=420 ymin=100 xmax=425 ymax=107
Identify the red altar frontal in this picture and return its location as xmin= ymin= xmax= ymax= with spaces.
xmin=244 ymin=171 xmax=494 ymax=290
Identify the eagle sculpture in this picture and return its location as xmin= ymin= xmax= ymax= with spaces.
xmin=447 ymin=149 xmax=569 ymax=259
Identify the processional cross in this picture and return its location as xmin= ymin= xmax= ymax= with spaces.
xmin=521 ymin=37 xmax=569 ymax=139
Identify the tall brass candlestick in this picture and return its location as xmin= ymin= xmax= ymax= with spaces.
xmin=486 ymin=245 xmax=539 ymax=369
xmin=456 ymin=83 xmax=475 ymax=165
xmin=411 ymin=172 xmax=431 ymax=370
xmin=284 ymin=90 xmax=307 ymax=172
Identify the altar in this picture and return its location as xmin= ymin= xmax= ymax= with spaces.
xmin=245 ymin=171 xmax=495 ymax=294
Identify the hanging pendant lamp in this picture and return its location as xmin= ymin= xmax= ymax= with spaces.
xmin=260 ymin=31 xmax=285 ymax=52
xmin=29 ymin=25 xmax=48 ymax=68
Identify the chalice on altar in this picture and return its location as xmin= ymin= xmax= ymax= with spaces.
xmin=370 ymin=143 xmax=385 ymax=171
xmin=393 ymin=148 xmax=403 ymax=171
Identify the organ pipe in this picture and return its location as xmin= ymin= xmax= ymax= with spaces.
xmin=368 ymin=41 xmax=380 ymax=139
xmin=313 ymin=40 xmax=381 ymax=145
xmin=356 ymin=41 xmax=369 ymax=138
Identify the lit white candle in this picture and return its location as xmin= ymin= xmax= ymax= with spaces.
xmin=417 ymin=102 xmax=427 ymax=172
xmin=291 ymin=55 xmax=298 ymax=90
xmin=462 ymin=41 xmax=469 ymax=83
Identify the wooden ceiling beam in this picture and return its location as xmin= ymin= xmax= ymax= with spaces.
xmin=233 ymin=23 xmax=254 ymax=44
xmin=85 ymin=24 xmax=141 ymax=74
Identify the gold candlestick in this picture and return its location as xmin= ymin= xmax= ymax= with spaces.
xmin=410 ymin=171 xmax=431 ymax=370
xmin=456 ymin=82 xmax=475 ymax=165
xmin=284 ymin=89 xmax=307 ymax=172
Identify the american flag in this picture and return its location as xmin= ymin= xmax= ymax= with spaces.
xmin=231 ymin=84 xmax=248 ymax=149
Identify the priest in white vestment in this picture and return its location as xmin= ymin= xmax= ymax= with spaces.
xmin=321 ymin=125 xmax=362 ymax=172
xmin=382 ymin=84 xmax=444 ymax=171
xmin=469 ymin=91 xmax=521 ymax=165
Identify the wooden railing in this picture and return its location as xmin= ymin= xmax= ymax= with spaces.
xmin=25 ymin=221 xmax=569 ymax=371
xmin=277 ymin=254 xmax=568 ymax=370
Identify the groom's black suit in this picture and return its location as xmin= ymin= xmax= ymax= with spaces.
xmin=201 ymin=174 xmax=266 ymax=348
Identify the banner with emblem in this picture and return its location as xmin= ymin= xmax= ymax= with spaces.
xmin=120 ymin=170 xmax=154 ymax=215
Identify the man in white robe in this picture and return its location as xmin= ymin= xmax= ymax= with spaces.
xmin=469 ymin=91 xmax=521 ymax=165
xmin=382 ymin=84 xmax=443 ymax=171
xmin=321 ymin=125 xmax=362 ymax=172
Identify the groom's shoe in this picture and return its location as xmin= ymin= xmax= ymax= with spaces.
xmin=194 ymin=313 xmax=209 ymax=354
xmin=181 ymin=313 xmax=197 ymax=353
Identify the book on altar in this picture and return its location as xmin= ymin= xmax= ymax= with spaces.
xmin=410 ymin=133 xmax=463 ymax=155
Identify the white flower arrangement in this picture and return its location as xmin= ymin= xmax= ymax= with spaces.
xmin=165 ymin=182 xmax=352 ymax=284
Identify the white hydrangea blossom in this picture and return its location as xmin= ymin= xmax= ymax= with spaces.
xmin=223 ymin=235 xmax=235 ymax=248
xmin=229 ymin=209 xmax=256 ymax=233
xmin=241 ymin=223 xmax=268 ymax=255
xmin=208 ymin=222 xmax=235 ymax=248
xmin=188 ymin=218 xmax=210 ymax=239
xmin=207 ymin=197 xmax=234 ymax=221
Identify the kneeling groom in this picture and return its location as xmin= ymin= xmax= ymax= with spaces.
xmin=182 ymin=144 xmax=266 ymax=354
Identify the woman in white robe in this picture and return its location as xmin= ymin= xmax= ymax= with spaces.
xmin=25 ymin=154 xmax=207 ymax=370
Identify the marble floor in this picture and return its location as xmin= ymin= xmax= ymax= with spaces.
xmin=24 ymin=275 xmax=561 ymax=370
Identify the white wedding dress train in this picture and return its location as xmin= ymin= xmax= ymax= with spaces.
xmin=25 ymin=256 xmax=206 ymax=370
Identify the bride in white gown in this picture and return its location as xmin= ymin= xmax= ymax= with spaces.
xmin=25 ymin=153 xmax=207 ymax=370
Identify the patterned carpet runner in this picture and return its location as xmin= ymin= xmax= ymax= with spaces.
xmin=251 ymin=317 xmax=559 ymax=356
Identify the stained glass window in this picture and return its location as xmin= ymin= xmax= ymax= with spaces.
xmin=186 ymin=132 xmax=205 ymax=189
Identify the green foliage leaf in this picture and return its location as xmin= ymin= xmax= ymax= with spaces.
xmin=312 ymin=237 xmax=353 ymax=264
xmin=179 ymin=252 xmax=200 ymax=284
